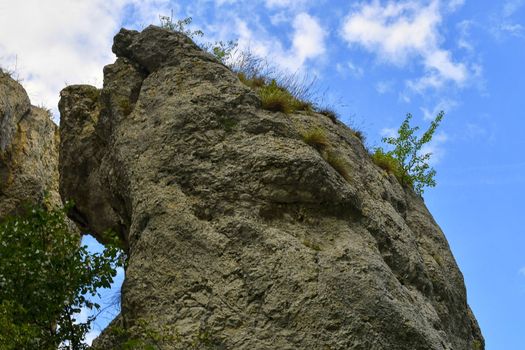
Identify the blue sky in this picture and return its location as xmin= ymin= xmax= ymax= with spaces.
xmin=1 ymin=0 xmax=524 ymax=348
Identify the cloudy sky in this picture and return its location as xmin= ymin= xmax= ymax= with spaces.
xmin=1 ymin=0 xmax=524 ymax=348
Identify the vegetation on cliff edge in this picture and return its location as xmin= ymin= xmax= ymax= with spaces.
xmin=372 ymin=111 xmax=444 ymax=195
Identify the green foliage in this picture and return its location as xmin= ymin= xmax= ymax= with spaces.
xmin=472 ymin=339 xmax=483 ymax=350
xmin=300 ymin=125 xmax=351 ymax=182
xmin=374 ymin=111 xmax=444 ymax=195
xmin=258 ymin=80 xmax=295 ymax=113
xmin=159 ymin=14 xmax=204 ymax=39
xmin=159 ymin=14 xmax=326 ymax=118
xmin=317 ymin=108 xmax=339 ymax=123
xmin=325 ymin=150 xmax=352 ymax=181
xmin=202 ymin=40 xmax=238 ymax=64
xmin=258 ymin=79 xmax=311 ymax=114
xmin=354 ymin=129 xmax=366 ymax=143
xmin=371 ymin=148 xmax=404 ymax=181
xmin=236 ymin=72 xmax=266 ymax=89
xmin=0 ymin=204 xmax=123 ymax=349
xmin=159 ymin=14 xmax=236 ymax=64
xmin=302 ymin=127 xmax=330 ymax=150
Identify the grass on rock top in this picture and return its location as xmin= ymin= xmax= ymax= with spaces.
xmin=237 ymin=74 xmax=312 ymax=115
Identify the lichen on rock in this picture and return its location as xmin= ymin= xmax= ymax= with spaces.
xmin=59 ymin=26 xmax=484 ymax=349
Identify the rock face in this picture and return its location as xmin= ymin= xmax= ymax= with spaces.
xmin=0 ymin=70 xmax=59 ymax=217
xmin=59 ymin=26 xmax=484 ymax=349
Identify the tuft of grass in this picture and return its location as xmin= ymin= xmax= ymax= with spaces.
xmin=229 ymin=50 xmax=274 ymax=82
xmin=371 ymin=148 xmax=398 ymax=173
xmin=37 ymin=104 xmax=53 ymax=118
xmin=317 ymin=108 xmax=339 ymax=123
xmin=294 ymin=100 xmax=314 ymax=112
xmin=354 ymin=129 xmax=366 ymax=143
xmin=258 ymin=80 xmax=296 ymax=114
xmin=230 ymin=50 xmax=317 ymax=114
xmin=371 ymin=148 xmax=407 ymax=184
xmin=472 ymin=340 xmax=483 ymax=350
xmin=0 ymin=66 xmax=13 ymax=77
xmin=237 ymin=72 xmax=266 ymax=89
xmin=324 ymin=150 xmax=351 ymax=181
xmin=302 ymin=127 xmax=330 ymax=150
xmin=257 ymin=79 xmax=313 ymax=114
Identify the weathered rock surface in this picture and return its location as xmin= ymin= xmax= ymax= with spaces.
xmin=0 ymin=70 xmax=59 ymax=217
xmin=59 ymin=26 xmax=484 ymax=349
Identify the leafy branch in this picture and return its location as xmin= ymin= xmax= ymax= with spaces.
xmin=373 ymin=111 xmax=444 ymax=195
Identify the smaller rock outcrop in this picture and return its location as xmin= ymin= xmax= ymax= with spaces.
xmin=0 ymin=70 xmax=60 ymax=217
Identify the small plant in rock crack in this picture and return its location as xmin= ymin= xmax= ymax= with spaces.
xmin=159 ymin=13 xmax=237 ymax=65
xmin=373 ymin=111 xmax=444 ymax=195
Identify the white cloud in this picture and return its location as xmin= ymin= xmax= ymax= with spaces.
xmin=340 ymin=0 xmax=469 ymax=92
xmin=269 ymin=12 xmax=289 ymax=25
xmin=398 ymin=92 xmax=411 ymax=103
xmin=380 ymin=127 xmax=397 ymax=138
xmin=499 ymin=23 xmax=524 ymax=36
xmin=406 ymin=73 xmax=444 ymax=92
xmin=519 ymin=267 xmax=525 ymax=277
xmin=215 ymin=0 xmax=238 ymax=5
xmin=341 ymin=1 xmax=441 ymax=65
xmin=464 ymin=123 xmax=489 ymax=140
xmin=265 ymin=0 xmax=310 ymax=9
xmin=457 ymin=20 xmax=474 ymax=52
xmin=420 ymin=98 xmax=458 ymax=120
xmin=491 ymin=0 xmax=525 ymax=38
xmin=503 ymin=0 xmax=525 ymax=17
xmin=424 ymin=50 xmax=467 ymax=82
xmin=235 ymin=12 xmax=326 ymax=72
xmin=447 ymin=0 xmax=465 ymax=12
xmin=291 ymin=13 xmax=326 ymax=66
xmin=376 ymin=80 xmax=393 ymax=94
xmin=336 ymin=61 xmax=364 ymax=77
xmin=0 ymin=0 xmax=172 ymax=119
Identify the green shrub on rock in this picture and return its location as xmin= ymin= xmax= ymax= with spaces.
xmin=373 ymin=111 xmax=444 ymax=195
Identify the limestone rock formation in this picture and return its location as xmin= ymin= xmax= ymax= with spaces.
xmin=59 ymin=26 xmax=484 ymax=349
xmin=0 ymin=70 xmax=59 ymax=217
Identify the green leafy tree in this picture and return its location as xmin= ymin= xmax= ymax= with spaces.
xmin=0 ymin=204 xmax=124 ymax=349
xmin=374 ymin=111 xmax=444 ymax=195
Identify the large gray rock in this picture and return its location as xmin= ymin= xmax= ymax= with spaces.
xmin=59 ymin=26 xmax=484 ymax=349
xmin=0 ymin=70 xmax=59 ymax=217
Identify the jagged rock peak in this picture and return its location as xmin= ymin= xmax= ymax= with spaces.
xmin=0 ymin=70 xmax=60 ymax=217
xmin=59 ymin=26 xmax=484 ymax=349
